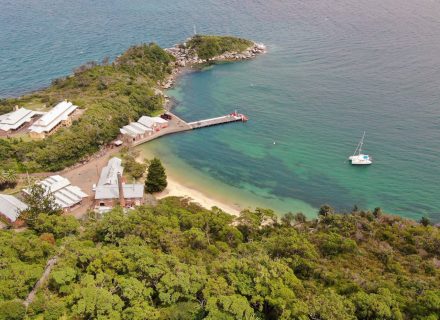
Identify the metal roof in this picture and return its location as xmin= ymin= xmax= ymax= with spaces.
xmin=98 ymin=157 xmax=123 ymax=186
xmin=151 ymin=116 xmax=168 ymax=124
xmin=29 ymin=101 xmax=77 ymax=133
xmin=23 ymin=175 xmax=88 ymax=209
xmin=0 ymin=108 xmax=39 ymax=131
xmin=0 ymin=194 xmax=28 ymax=222
xmin=120 ymin=122 xmax=153 ymax=137
xmin=131 ymin=122 xmax=153 ymax=132
xmin=137 ymin=116 xmax=156 ymax=128
xmin=95 ymin=184 xmax=144 ymax=200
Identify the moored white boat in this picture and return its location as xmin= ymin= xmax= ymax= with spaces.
xmin=349 ymin=132 xmax=372 ymax=165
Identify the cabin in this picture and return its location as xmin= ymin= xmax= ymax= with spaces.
xmin=120 ymin=122 xmax=153 ymax=143
xmin=0 ymin=107 xmax=44 ymax=133
xmin=23 ymin=175 xmax=88 ymax=212
xmin=151 ymin=116 xmax=168 ymax=130
xmin=0 ymin=194 xmax=27 ymax=226
xmin=94 ymin=157 xmax=144 ymax=212
xmin=138 ymin=115 xmax=168 ymax=131
xmin=119 ymin=115 xmax=169 ymax=143
xmin=29 ymin=100 xmax=78 ymax=139
xmin=137 ymin=116 xmax=157 ymax=130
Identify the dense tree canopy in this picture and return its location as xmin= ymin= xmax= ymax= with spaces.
xmin=1 ymin=199 xmax=439 ymax=319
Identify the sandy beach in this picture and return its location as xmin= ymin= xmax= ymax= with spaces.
xmin=155 ymin=175 xmax=241 ymax=216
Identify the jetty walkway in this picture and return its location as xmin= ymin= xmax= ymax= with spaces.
xmin=132 ymin=111 xmax=247 ymax=147
xmin=188 ymin=112 xmax=248 ymax=129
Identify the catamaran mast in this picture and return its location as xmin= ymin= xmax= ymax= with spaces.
xmin=352 ymin=131 xmax=366 ymax=157
xmin=358 ymin=131 xmax=366 ymax=155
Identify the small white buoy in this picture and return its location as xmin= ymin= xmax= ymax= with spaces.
xmin=273 ymin=141 xmax=276 ymax=145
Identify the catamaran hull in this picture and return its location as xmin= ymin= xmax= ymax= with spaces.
xmin=348 ymin=155 xmax=372 ymax=165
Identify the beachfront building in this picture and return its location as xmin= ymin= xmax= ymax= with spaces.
xmin=0 ymin=107 xmax=44 ymax=133
xmin=0 ymin=194 xmax=27 ymax=225
xmin=151 ymin=116 xmax=168 ymax=130
xmin=137 ymin=115 xmax=169 ymax=130
xmin=120 ymin=122 xmax=154 ymax=142
xmin=119 ymin=115 xmax=168 ymax=143
xmin=29 ymin=100 xmax=78 ymax=139
xmin=137 ymin=116 xmax=157 ymax=130
xmin=94 ymin=157 xmax=144 ymax=211
xmin=23 ymin=175 xmax=88 ymax=212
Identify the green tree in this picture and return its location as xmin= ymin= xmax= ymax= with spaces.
xmin=318 ymin=204 xmax=334 ymax=217
xmin=145 ymin=158 xmax=167 ymax=193
xmin=205 ymin=294 xmax=255 ymax=320
xmin=69 ymin=283 xmax=124 ymax=319
xmin=50 ymin=267 xmax=77 ymax=295
xmin=373 ymin=207 xmax=383 ymax=218
xmin=318 ymin=232 xmax=357 ymax=256
xmin=420 ymin=216 xmax=432 ymax=227
xmin=123 ymin=155 xmax=147 ymax=180
xmin=352 ymin=289 xmax=403 ymax=320
xmin=33 ymin=214 xmax=79 ymax=238
xmin=309 ymin=289 xmax=355 ymax=320
xmin=19 ymin=183 xmax=62 ymax=227
xmin=0 ymin=300 xmax=26 ymax=320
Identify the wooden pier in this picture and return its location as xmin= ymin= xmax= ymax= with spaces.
xmin=188 ymin=112 xmax=248 ymax=129
xmin=131 ymin=111 xmax=248 ymax=147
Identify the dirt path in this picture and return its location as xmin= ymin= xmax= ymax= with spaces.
xmin=24 ymin=255 xmax=58 ymax=307
xmin=60 ymin=147 xmax=122 ymax=218
xmin=17 ymin=145 xmax=121 ymax=218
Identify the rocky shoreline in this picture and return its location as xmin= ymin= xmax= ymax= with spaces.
xmin=159 ymin=41 xmax=266 ymax=90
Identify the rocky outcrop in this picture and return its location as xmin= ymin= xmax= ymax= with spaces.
xmin=160 ymin=42 xmax=266 ymax=89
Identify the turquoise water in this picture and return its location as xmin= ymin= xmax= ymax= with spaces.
xmin=2 ymin=0 xmax=440 ymax=220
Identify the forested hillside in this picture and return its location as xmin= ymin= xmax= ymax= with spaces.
xmin=1 ymin=199 xmax=439 ymax=319
xmin=0 ymin=43 xmax=174 ymax=172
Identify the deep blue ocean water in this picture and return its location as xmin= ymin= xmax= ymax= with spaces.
xmin=2 ymin=0 xmax=440 ymax=220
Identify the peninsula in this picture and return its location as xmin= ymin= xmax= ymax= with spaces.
xmin=0 ymin=35 xmax=265 ymax=173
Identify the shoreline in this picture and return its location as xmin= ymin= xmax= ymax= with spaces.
xmin=155 ymin=175 xmax=242 ymax=216
xmin=160 ymin=41 xmax=266 ymax=91
xmin=135 ymin=153 xmax=242 ymax=216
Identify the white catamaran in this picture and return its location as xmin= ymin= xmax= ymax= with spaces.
xmin=348 ymin=131 xmax=372 ymax=165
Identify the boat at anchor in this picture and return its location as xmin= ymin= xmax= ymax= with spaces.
xmin=349 ymin=131 xmax=372 ymax=165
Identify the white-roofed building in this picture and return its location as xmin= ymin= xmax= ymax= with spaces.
xmin=23 ymin=175 xmax=88 ymax=212
xmin=120 ymin=115 xmax=168 ymax=143
xmin=94 ymin=157 xmax=144 ymax=211
xmin=119 ymin=122 xmax=153 ymax=142
xmin=0 ymin=107 xmax=43 ymax=133
xmin=151 ymin=116 xmax=169 ymax=129
xmin=95 ymin=184 xmax=144 ymax=202
xmin=137 ymin=116 xmax=156 ymax=129
xmin=0 ymin=194 xmax=27 ymax=223
xmin=29 ymin=100 xmax=78 ymax=139
xmin=98 ymin=157 xmax=123 ymax=186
